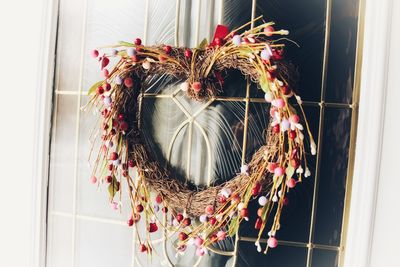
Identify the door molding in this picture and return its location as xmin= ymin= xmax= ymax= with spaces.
xmin=30 ymin=0 xmax=59 ymax=266
xmin=343 ymin=0 xmax=394 ymax=266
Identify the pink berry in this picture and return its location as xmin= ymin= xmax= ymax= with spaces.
xmin=286 ymin=178 xmax=296 ymax=188
xmin=216 ymin=231 xmax=226 ymax=240
xmin=194 ymin=237 xmax=204 ymax=247
xmin=163 ymin=45 xmax=172 ymax=54
xmin=102 ymin=69 xmax=109 ymax=78
xmin=268 ymin=162 xmax=278 ymax=172
xmin=90 ymin=176 xmax=97 ymax=184
xmin=274 ymin=167 xmax=284 ymax=176
xmin=192 ymin=82 xmax=202 ymax=92
xmin=205 ymin=205 xmax=214 ymax=215
xmin=290 ymin=114 xmax=300 ymax=124
xmin=111 ymin=202 xmax=118 ymax=210
xmin=184 ymin=49 xmax=192 ymax=58
xmin=264 ymin=26 xmax=275 ymax=37
xmin=267 ymin=237 xmax=278 ymax=248
xmin=272 ymin=98 xmax=285 ymax=108
xmin=196 ymin=247 xmax=205 ymax=256
xmin=91 ymin=49 xmax=99 ymax=58
xmin=124 ymin=77 xmax=133 ymax=88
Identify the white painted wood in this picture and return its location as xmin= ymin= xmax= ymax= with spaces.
xmin=369 ymin=1 xmax=400 ymax=266
xmin=343 ymin=0 xmax=394 ymax=266
xmin=31 ymin=0 xmax=59 ymax=266
xmin=0 ymin=0 xmax=57 ymax=266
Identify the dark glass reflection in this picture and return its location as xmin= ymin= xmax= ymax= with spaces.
xmin=311 ymin=249 xmax=339 ymax=267
xmin=238 ymin=242 xmax=307 ymax=267
xmin=325 ymin=0 xmax=359 ymax=103
xmin=314 ymin=107 xmax=352 ymax=246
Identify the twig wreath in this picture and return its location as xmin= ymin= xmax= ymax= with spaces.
xmin=86 ymin=16 xmax=316 ymax=256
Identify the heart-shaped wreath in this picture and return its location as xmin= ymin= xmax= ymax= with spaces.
xmin=86 ymin=17 xmax=316 ymax=256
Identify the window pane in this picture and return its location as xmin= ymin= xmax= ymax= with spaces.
xmin=311 ymin=249 xmax=338 ymax=267
xmin=314 ymin=107 xmax=352 ymax=245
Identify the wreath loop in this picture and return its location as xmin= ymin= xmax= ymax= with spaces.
xmin=87 ymin=17 xmax=316 ymax=255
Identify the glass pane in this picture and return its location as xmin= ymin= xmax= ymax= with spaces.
xmin=257 ymin=0 xmax=327 ymax=102
xmin=141 ymin=88 xmax=246 ymax=185
xmin=82 ymin=0 xmax=146 ymax=93
xmin=312 ymin=249 xmax=338 ymax=267
xmin=76 ymin=96 xmax=132 ymax=220
xmin=325 ymin=0 xmax=360 ymax=103
xmin=238 ymin=242 xmax=307 ymax=267
xmin=147 ymin=0 xmax=176 ymax=45
xmin=75 ymin=219 xmax=133 ymax=267
xmin=314 ymin=107 xmax=352 ymax=245
xmin=46 ymin=215 xmax=73 ymax=267
xmin=56 ymin=0 xmax=85 ymax=91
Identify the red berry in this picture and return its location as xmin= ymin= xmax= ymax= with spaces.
xmin=101 ymin=57 xmax=110 ymax=69
xmin=209 ymin=217 xmax=217 ymax=225
xmin=158 ymin=55 xmax=167 ymax=63
xmin=124 ymin=77 xmax=133 ymax=88
xmin=139 ymin=244 xmax=147 ymax=252
xmin=178 ymin=232 xmax=188 ymax=241
xmin=251 ymin=183 xmax=261 ymax=196
xmin=134 ymin=38 xmax=142 ymax=45
xmin=131 ymin=55 xmax=138 ymax=62
xmin=128 ymin=159 xmax=136 ymax=168
xmin=272 ymin=124 xmax=280 ymax=134
xmin=231 ymin=194 xmax=241 ymax=204
xmin=110 ymin=152 xmax=118 ymax=160
xmin=290 ymin=158 xmax=300 ymax=168
xmin=119 ymin=121 xmax=129 ymax=131
xmin=108 ymin=164 xmax=113 ymax=171
xmin=104 ymin=83 xmax=111 ymax=91
xmin=283 ymin=197 xmax=289 ymax=206
xmin=155 ymin=194 xmax=162 ymax=204
xmin=127 ymin=218 xmax=134 ymax=226
xmin=102 ymin=69 xmax=109 ymax=78
xmin=115 ymin=181 xmax=120 ymax=191
xmin=117 ymin=114 xmax=124 ymax=121
xmin=91 ymin=49 xmax=99 ymax=58
xmin=148 ymin=222 xmax=158 ymax=233
xmin=163 ymin=45 xmax=172 ymax=54
xmin=184 ymin=49 xmax=192 ymax=58
xmin=255 ymin=217 xmax=263 ymax=229
xmin=136 ymin=204 xmax=144 ymax=213
xmin=96 ymin=86 xmax=104 ymax=95
xmin=105 ymin=175 xmax=112 ymax=183
xmin=282 ymin=85 xmax=291 ymax=95
xmin=176 ymin=213 xmax=184 ymax=222
xmin=192 ymin=82 xmax=202 ymax=92
xmin=273 ymin=50 xmax=284 ymax=60
xmin=240 ymin=208 xmax=249 ymax=218
xmin=182 ymin=218 xmax=191 ymax=227
xmin=218 ymin=195 xmax=227 ymax=203
xmin=289 ymin=130 xmax=297 ymax=139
